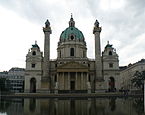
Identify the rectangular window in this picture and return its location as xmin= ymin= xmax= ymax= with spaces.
xmin=70 ymin=48 xmax=74 ymax=56
xmin=54 ymin=75 xmax=57 ymax=82
xmin=109 ymin=63 xmax=113 ymax=68
xmin=32 ymin=64 xmax=36 ymax=68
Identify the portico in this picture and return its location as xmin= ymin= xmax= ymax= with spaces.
xmin=56 ymin=62 xmax=90 ymax=92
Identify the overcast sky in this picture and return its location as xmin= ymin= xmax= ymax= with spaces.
xmin=0 ymin=0 xmax=145 ymax=71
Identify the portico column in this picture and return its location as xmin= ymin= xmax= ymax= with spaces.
xmin=54 ymin=73 xmax=59 ymax=94
xmin=62 ymin=72 xmax=64 ymax=90
xmin=76 ymin=72 xmax=78 ymax=90
xmin=87 ymin=73 xmax=88 ymax=81
xmin=68 ymin=72 xmax=70 ymax=90
xmin=81 ymin=72 xmax=83 ymax=90
xmin=87 ymin=73 xmax=91 ymax=93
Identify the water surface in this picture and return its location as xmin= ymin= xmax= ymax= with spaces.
xmin=0 ymin=97 xmax=144 ymax=115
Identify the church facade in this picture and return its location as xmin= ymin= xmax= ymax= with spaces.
xmin=24 ymin=16 xmax=120 ymax=93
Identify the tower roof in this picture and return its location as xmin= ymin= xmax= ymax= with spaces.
xmin=32 ymin=41 xmax=40 ymax=49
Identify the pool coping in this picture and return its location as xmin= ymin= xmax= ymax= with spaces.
xmin=0 ymin=92 xmax=143 ymax=98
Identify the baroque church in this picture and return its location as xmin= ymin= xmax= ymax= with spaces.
xmin=24 ymin=15 xmax=120 ymax=93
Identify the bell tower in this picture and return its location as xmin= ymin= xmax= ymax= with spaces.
xmin=25 ymin=42 xmax=43 ymax=93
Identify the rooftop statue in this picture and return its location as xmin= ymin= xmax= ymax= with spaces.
xmin=94 ymin=20 xmax=99 ymax=27
xmin=45 ymin=19 xmax=50 ymax=28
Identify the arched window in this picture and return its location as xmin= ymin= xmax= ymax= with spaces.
xmin=60 ymin=51 xmax=61 ymax=58
xmin=32 ymin=51 xmax=36 ymax=55
xmin=70 ymin=48 xmax=74 ymax=56
xmin=109 ymin=51 xmax=112 ymax=55
xmin=71 ymin=35 xmax=74 ymax=40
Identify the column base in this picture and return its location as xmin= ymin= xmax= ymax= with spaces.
xmin=37 ymin=89 xmax=50 ymax=93
xmin=24 ymin=89 xmax=30 ymax=93
xmin=87 ymin=89 xmax=91 ymax=94
xmin=54 ymin=89 xmax=58 ymax=94
xmin=41 ymin=77 xmax=50 ymax=93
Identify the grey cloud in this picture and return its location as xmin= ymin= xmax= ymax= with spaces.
xmin=0 ymin=0 xmax=66 ymax=24
xmin=95 ymin=1 xmax=144 ymax=45
xmin=0 ymin=0 xmax=145 ymax=66
xmin=85 ymin=0 xmax=145 ymax=65
xmin=127 ymin=0 xmax=145 ymax=16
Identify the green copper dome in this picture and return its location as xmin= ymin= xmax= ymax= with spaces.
xmin=60 ymin=15 xmax=84 ymax=40
xmin=60 ymin=27 xmax=84 ymax=40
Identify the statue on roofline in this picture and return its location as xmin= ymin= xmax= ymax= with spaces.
xmin=94 ymin=20 xmax=99 ymax=27
xmin=45 ymin=19 xmax=50 ymax=28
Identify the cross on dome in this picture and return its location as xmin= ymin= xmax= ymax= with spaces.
xmin=71 ymin=13 xmax=73 ymax=19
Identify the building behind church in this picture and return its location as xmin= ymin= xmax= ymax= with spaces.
xmin=0 ymin=67 xmax=25 ymax=93
xmin=24 ymin=15 xmax=121 ymax=93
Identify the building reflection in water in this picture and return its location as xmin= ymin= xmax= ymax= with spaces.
xmin=109 ymin=97 xmax=116 ymax=112
xmin=24 ymin=98 xmax=40 ymax=115
xmin=0 ymin=98 xmax=24 ymax=115
xmin=23 ymin=97 xmax=143 ymax=115
xmin=0 ymin=97 xmax=144 ymax=115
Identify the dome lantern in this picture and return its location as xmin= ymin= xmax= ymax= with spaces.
xmin=69 ymin=13 xmax=75 ymax=27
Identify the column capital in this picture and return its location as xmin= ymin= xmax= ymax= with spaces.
xmin=93 ymin=27 xmax=101 ymax=34
xmin=43 ymin=27 xmax=52 ymax=33
xmin=93 ymin=20 xmax=101 ymax=34
xmin=43 ymin=19 xmax=52 ymax=33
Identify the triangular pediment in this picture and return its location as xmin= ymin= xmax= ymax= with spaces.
xmin=57 ymin=61 xmax=88 ymax=69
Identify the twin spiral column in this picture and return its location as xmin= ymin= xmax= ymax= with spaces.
xmin=93 ymin=20 xmax=103 ymax=90
xmin=41 ymin=20 xmax=52 ymax=92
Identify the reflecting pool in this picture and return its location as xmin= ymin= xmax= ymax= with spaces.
xmin=0 ymin=97 xmax=144 ymax=115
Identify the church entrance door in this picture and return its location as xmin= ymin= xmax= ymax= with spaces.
xmin=70 ymin=81 xmax=75 ymax=90
xmin=109 ymin=77 xmax=115 ymax=92
xmin=70 ymin=72 xmax=75 ymax=92
xmin=30 ymin=78 xmax=36 ymax=93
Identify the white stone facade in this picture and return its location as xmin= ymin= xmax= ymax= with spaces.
xmin=24 ymin=44 xmax=43 ymax=93
xmin=24 ymin=16 xmax=121 ymax=93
